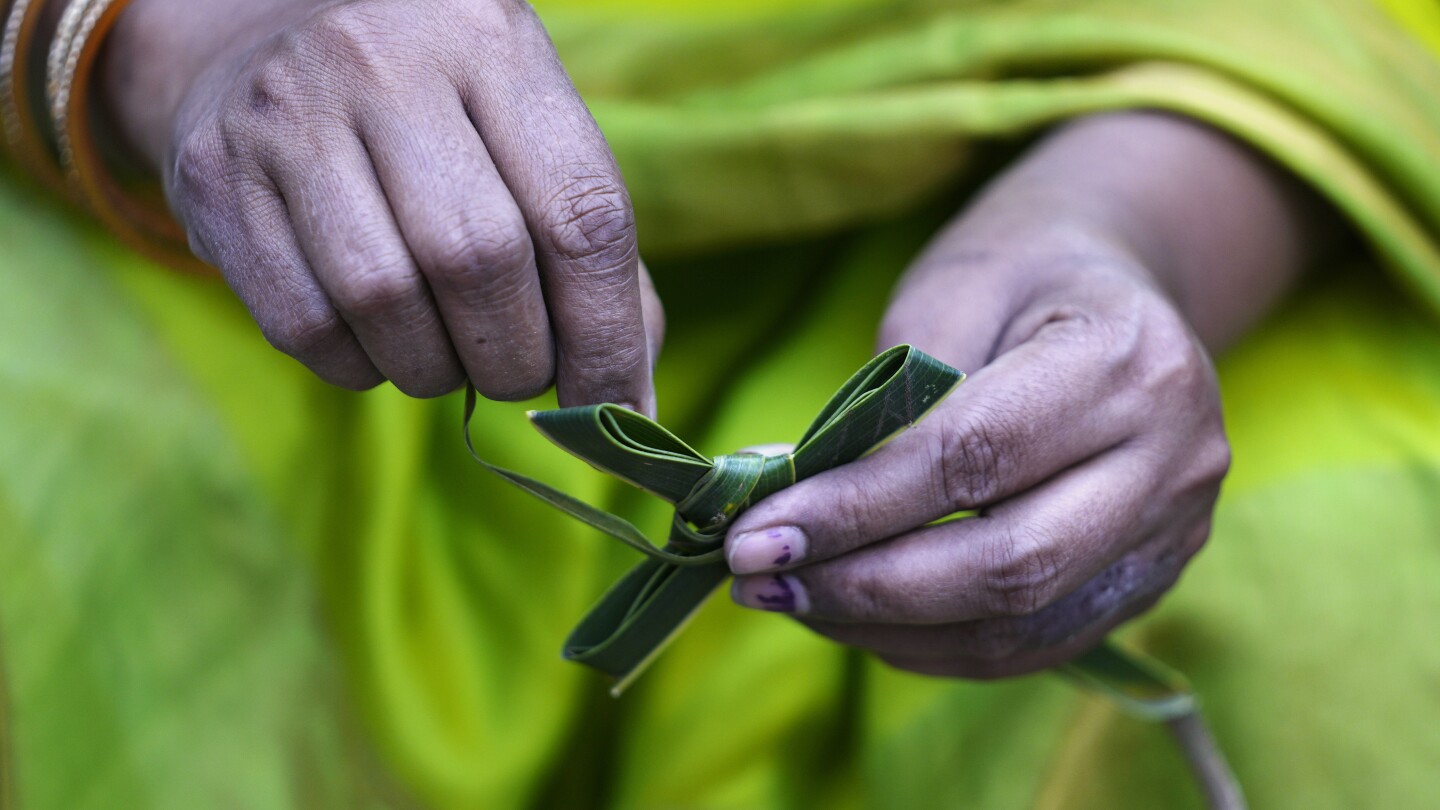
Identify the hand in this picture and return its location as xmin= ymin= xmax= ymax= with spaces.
xmin=724 ymin=237 xmax=1230 ymax=678
xmin=721 ymin=108 xmax=1331 ymax=680
xmin=105 ymin=0 xmax=661 ymax=407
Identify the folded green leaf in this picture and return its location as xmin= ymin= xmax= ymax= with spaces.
xmin=463 ymin=345 xmax=1199 ymax=717
xmin=464 ymin=345 xmax=961 ymax=691
xmin=1060 ymin=640 xmax=1197 ymax=721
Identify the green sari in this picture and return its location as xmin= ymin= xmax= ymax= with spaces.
xmin=2 ymin=0 xmax=1438 ymax=807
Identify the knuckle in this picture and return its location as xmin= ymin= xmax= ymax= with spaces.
xmin=936 ymin=406 xmax=1009 ymax=508
xmin=171 ymin=124 xmax=230 ymax=206
xmin=467 ymin=0 xmax=544 ymax=44
xmin=416 ymin=213 xmax=534 ymax=297
xmin=1076 ymin=291 xmax=1220 ymax=420
xmin=260 ymin=304 xmax=347 ymax=361
xmin=244 ymin=57 xmax=304 ymax=121
xmin=1131 ymin=309 xmax=1212 ymax=398
xmin=539 ymin=173 xmax=637 ymax=271
xmin=1095 ymin=288 xmax=1151 ymax=350
xmin=980 ymin=526 xmax=1065 ymax=618
xmin=1142 ymin=346 xmax=1209 ymax=403
xmin=823 ymin=474 xmax=891 ymax=546
xmin=331 ymin=265 xmax=421 ymax=320
xmin=1029 ymin=298 xmax=1107 ymax=350
xmin=235 ymin=37 xmax=355 ymax=134
xmin=304 ymin=5 xmax=393 ymax=73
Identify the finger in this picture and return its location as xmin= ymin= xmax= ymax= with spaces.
xmin=732 ymin=447 xmax=1183 ymax=624
xmin=170 ymin=142 xmax=380 ymax=389
xmin=875 ymin=602 xmax=1140 ymax=681
xmin=873 ymin=557 xmax=1186 ymax=680
xmin=459 ymin=14 xmax=652 ymax=412
xmin=270 ymin=135 xmax=465 ymax=398
xmin=359 ymin=91 xmax=554 ymax=401
xmin=637 ymin=258 xmax=665 ymax=378
xmin=798 ymin=523 xmax=1204 ymax=664
xmin=726 ymin=318 xmax=1141 ymax=575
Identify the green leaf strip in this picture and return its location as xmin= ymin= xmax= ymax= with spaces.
xmin=465 ymin=345 xmax=1198 ymax=716
xmin=1060 ymin=640 xmax=1198 ymax=721
xmin=464 ymin=345 xmax=963 ymax=690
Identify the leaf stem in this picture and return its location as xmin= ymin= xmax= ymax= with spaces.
xmin=1166 ymin=710 xmax=1246 ymax=810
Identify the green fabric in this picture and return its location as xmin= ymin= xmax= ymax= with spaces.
xmin=2 ymin=0 xmax=1439 ymax=808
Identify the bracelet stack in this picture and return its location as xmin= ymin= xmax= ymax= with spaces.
xmin=1 ymin=0 xmax=66 ymax=190
xmin=2 ymin=0 xmax=204 ymax=272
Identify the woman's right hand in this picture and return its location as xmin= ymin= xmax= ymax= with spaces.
xmin=104 ymin=0 xmax=662 ymax=409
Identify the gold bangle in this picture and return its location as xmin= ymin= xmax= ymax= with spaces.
xmin=1 ymin=0 xmax=68 ymax=190
xmin=48 ymin=0 xmax=207 ymax=272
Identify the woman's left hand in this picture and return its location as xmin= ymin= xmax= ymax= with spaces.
xmin=724 ymin=108 xmax=1335 ymax=678
xmin=723 ymin=223 xmax=1231 ymax=679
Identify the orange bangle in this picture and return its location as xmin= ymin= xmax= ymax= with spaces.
xmin=1 ymin=0 xmax=68 ymax=192
xmin=49 ymin=0 xmax=209 ymax=273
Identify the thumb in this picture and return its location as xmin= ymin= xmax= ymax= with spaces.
xmin=637 ymin=257 xmax=666 ymax=417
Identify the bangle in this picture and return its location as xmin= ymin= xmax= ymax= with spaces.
xmin=1 ymin=0 xmax=67 ymax=190
xmin=0 ymin=0 xmax=24 ymax=145
xmin=48 ymin=0 xmax=205 ymax=272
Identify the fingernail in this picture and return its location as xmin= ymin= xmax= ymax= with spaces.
xmin=731 ymin=574 xmax=809 ymax=614
xmin=728 ymin=526 xmax=807 ymax=574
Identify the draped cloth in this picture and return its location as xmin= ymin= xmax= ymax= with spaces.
xmin=1 ymin=0 xmax=1438 ymax=807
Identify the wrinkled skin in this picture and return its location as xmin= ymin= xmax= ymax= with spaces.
xmin=104 ymin=0 xmax=662 ymax=409
xmin=725 ymin=113 xmax=1332 ymax=678
xmin=102 ymin=3 xmax=1332 ymax=677
xmin=727 ymin=246 xmax=1231 ymax=678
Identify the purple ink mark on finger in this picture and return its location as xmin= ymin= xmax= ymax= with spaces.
xmin=754 ymin=575 xmax=796 ymax=612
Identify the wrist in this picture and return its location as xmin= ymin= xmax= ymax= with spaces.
xmin=904 ymin=203 xmax=1161 ymax=309
xmin=98 ymin=0 xmax=323 ymax=171
xmin=914 ymin=111 xmax=1334 ymax=353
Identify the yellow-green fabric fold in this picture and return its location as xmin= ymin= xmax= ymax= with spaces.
xmin=1 ymin=0 xmax=1438 ymax=808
